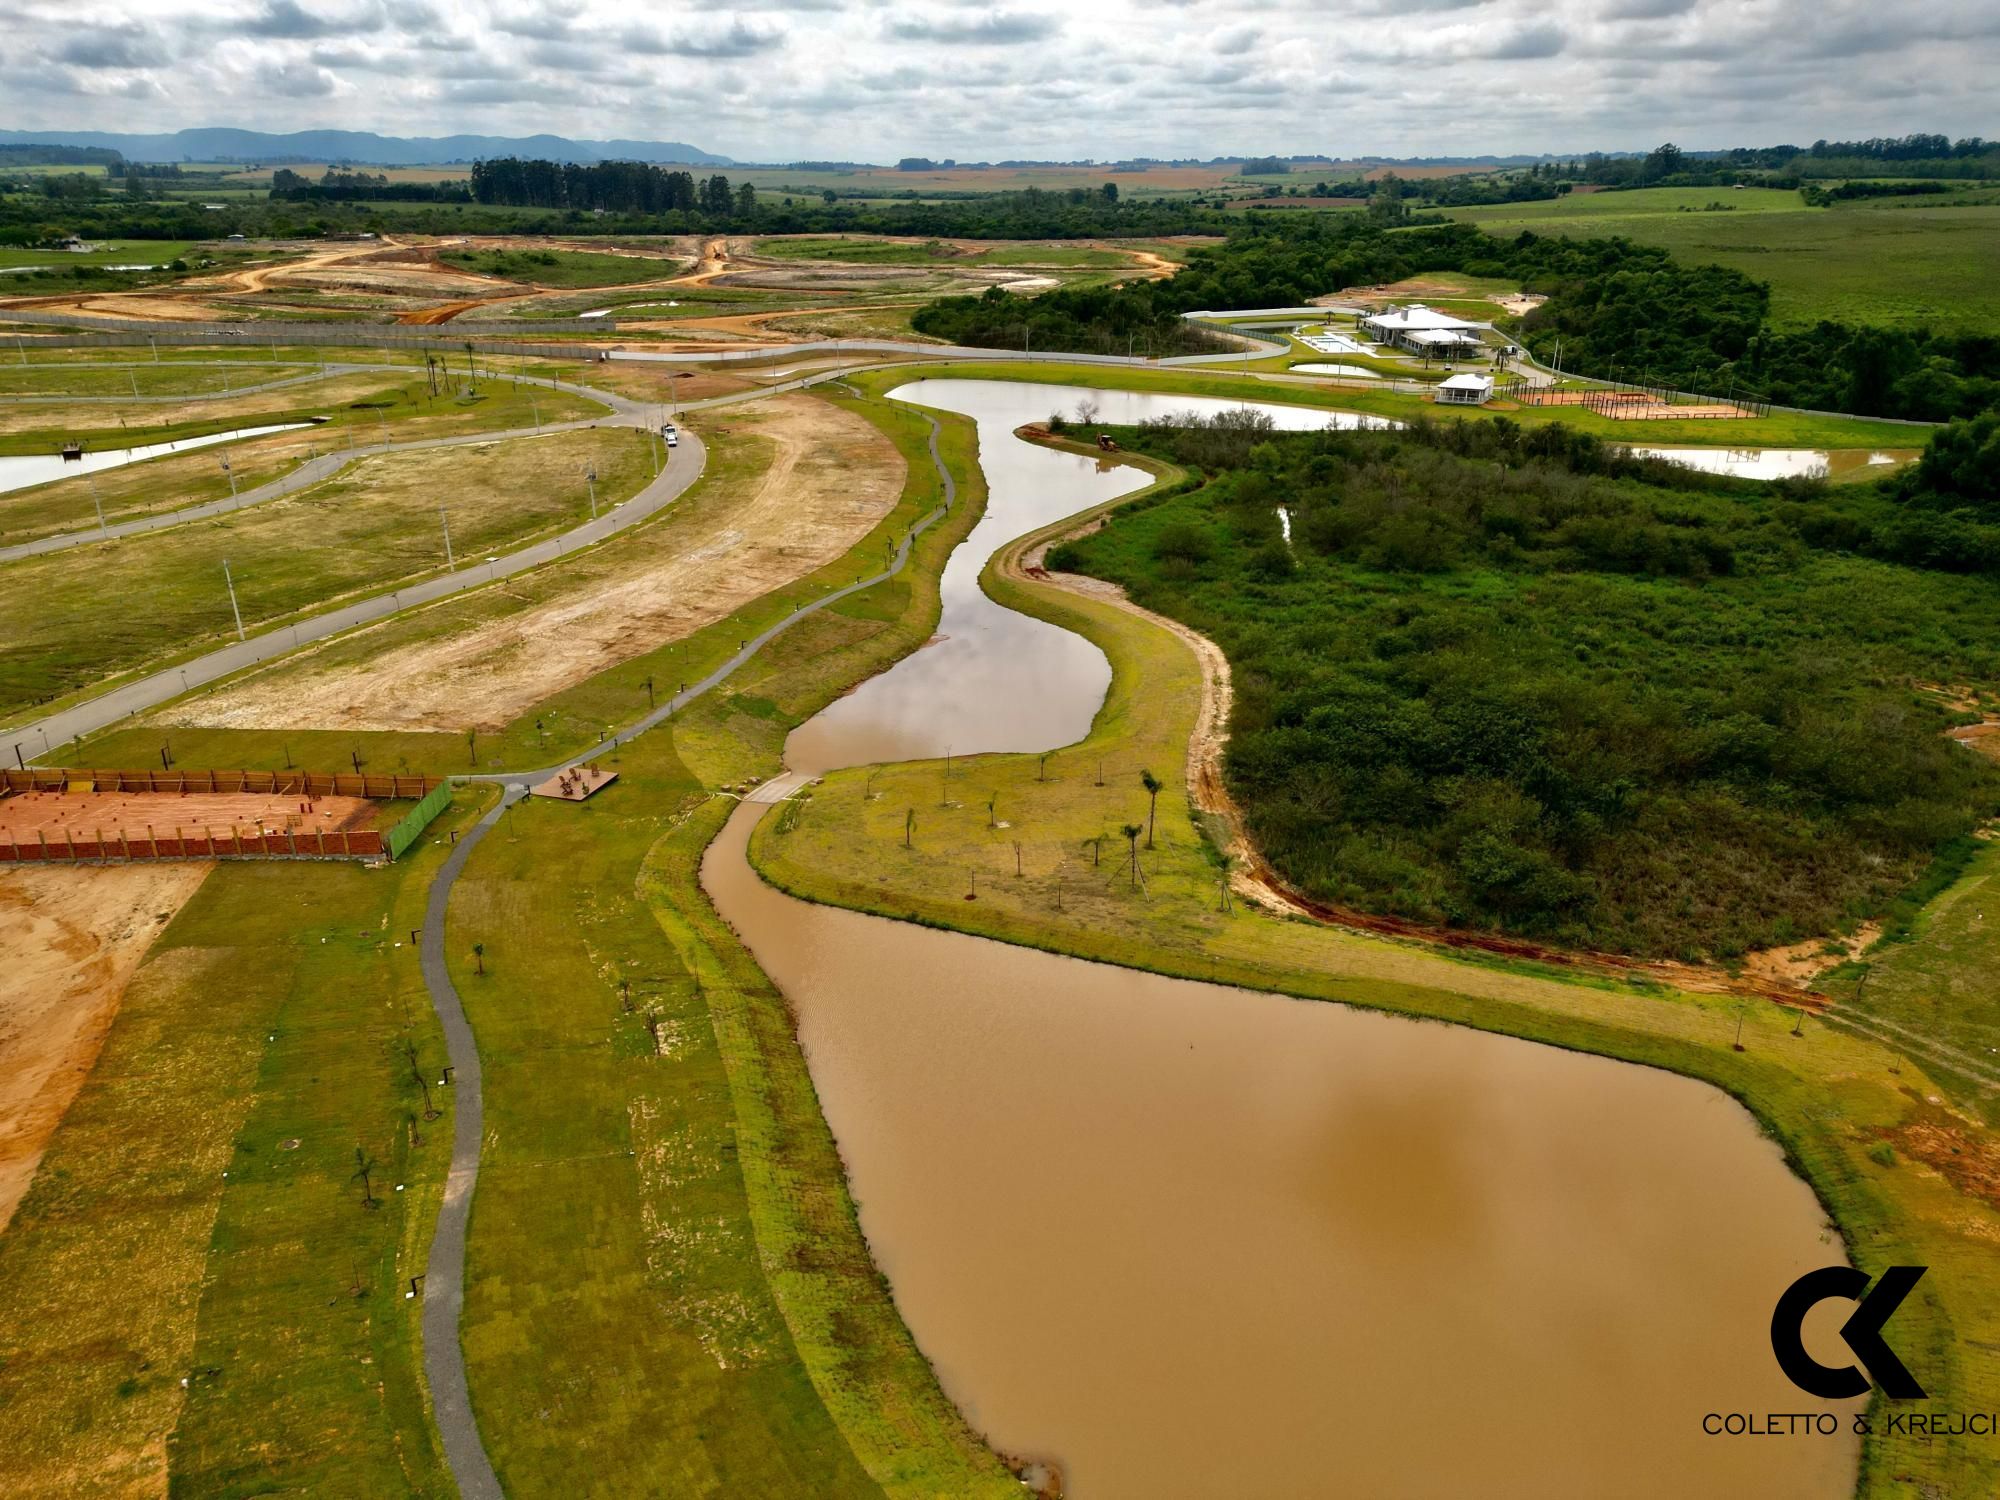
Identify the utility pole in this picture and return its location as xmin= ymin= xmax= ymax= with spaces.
xmin=439 ymin=507 xmax=455 ymax=569
xmin=585 ymin=465 xmax=598 ymax=519
xmin=222 ymin=558 xmax=245 ymax=642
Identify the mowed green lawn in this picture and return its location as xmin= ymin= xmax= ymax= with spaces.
xmin=1450 ymin=192 xmax=2000 ymax=332
xmin=0 ymin=362 xmax=313 ymax=398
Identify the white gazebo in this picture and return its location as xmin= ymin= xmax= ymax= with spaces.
xmin=1435 ymin=372 xmax=1495 ymax=406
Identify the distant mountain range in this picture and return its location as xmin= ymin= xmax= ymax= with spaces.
xmin=0 ymin=127 xmax=730 ymax=167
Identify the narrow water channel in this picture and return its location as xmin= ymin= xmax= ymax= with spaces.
xmin=0 ymin=421 xmax=318 ymax=497
xmin=701 ymin=380 xmax=1861 ymax=1498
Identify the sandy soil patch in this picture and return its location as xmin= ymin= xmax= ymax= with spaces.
xmin=1740 ymin=923 xmax=1882 ymax=992
xmin=1951 ymin=721 xmax=2000 ymax=762
xmin=1491 ymin=293 xmax=1547 ymax=316
xmin=179 ymin=393 xmax=906 ymax=732
xmin=0 ymin=863 xmax=208 ymax=1235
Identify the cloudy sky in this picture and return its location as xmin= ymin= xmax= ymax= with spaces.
xmin=2 ymin=0 xmax=1996 ymax=161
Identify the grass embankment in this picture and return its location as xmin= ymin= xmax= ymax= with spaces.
xmin=1449 ymin=195 xmax=2000 ymax=333
xmin=0 ymin=795 xmax=483 ymax=1495
xmin=892 ymin=358 xmax=1932 ymax=448
xmin=1823 ymin=839 xmax=2000 ymax=1127
xmin=434 ymin=390 xmax=1018 ymax=1495
xmin=0 ymin=426 xmax=651 ymax=726
xmin=749 ymin=424 xmax=2000 ymax=1496
xmin=0 ymin=361 xmax=314 ymax=397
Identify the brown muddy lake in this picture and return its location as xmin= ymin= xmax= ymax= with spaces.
xmin=703 ymin=378 xmax=1862 ymax=1498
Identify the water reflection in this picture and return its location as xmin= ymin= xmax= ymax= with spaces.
xmin=0 ymin=422 xmax=318 ymax=498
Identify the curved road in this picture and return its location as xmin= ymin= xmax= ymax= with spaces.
xmin=415 ymin=413 xmax=958 ymax=1496
xmin=2 ymin=368 xmax=626 ymax=563
xmin=3 ymin=364 xmax=883 ymax=758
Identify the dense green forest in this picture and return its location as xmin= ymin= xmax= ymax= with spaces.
xmin=1047 ymin=412 xmax=2000 ymax=959
xmin=916 ymin=215 xmax=2000 ymax=420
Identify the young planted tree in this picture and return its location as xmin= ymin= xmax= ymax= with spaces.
xmin=904 ymin=808 xmax=915 ymax=848
xmin=351 ymin=1146 xmax=380 ymax=1210
xmin=1140 ymin=769 xmax=1163 ymax=848
xmin=403 ymin=1037 xmax=439 ymax=1120
xmin=1121 ymin=822 xmax=1144 ymax=888
xmin=471 ymin=942 xmax=486 ymax=976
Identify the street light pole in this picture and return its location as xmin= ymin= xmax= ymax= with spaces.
xmin=220 ymin=454 xmax=237 ymax=498
xmin=586 ymin=466 xmax=598 ymax=519
xmin=88 ymin=473 xmax=107 ymax=539
xmin=222 ymin=559 xmax=245 ymax=641
xmin=439 ymin=506 xmax=455 ymax=569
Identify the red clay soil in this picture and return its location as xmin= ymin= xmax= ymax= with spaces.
xmin=0 ymin=788 xmax=375 ymax=845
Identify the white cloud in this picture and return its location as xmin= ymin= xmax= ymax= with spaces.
xmin=0 ymin=0 xmax=1991 ymax=161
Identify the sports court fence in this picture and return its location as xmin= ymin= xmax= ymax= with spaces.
xmin=384 ymin=779 xmax=454 ymax=860
xmin=0 ymin=765 xmax=453 ymax=865
xmin=0 ymin=767 xmax=445 ymax=798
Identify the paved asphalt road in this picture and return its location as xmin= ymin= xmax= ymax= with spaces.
xmin=3 ymin=376 xmax=701 ymax=763
xmin=413 ymin=412 xmax=957 ymax=1496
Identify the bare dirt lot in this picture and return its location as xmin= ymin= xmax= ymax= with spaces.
xmin=0 ymin=863 xmax=208 ymax=1234
xmin=178 ymin=393 xmax=906 ymax=731
xmin=0 ymin=789 xmax=374 ymax=846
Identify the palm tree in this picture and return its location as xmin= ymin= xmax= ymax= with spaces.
xmin=1140 ymin=769 xmax=1163 ymax=848
xmin=1121 ymin=823 xmax=1143 ymax=888
xmin=472 ymin=942 xmax=485 ymax=976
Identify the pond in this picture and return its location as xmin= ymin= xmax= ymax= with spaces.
xmin=704 ymin=380 xmax=1861 ymax=1498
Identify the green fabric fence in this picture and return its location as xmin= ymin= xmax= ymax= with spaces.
xmin=384 ymin=780 xmax=454 ymax=861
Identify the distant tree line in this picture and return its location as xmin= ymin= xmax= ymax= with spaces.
xmin=459 ymin=157 xmax=1220 ymax=234
xmin=272 ymin=167 xmax=473 ymax=203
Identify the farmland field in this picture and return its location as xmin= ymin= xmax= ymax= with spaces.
xmin=1449 ymin=193 xmax=2000 ymax=331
